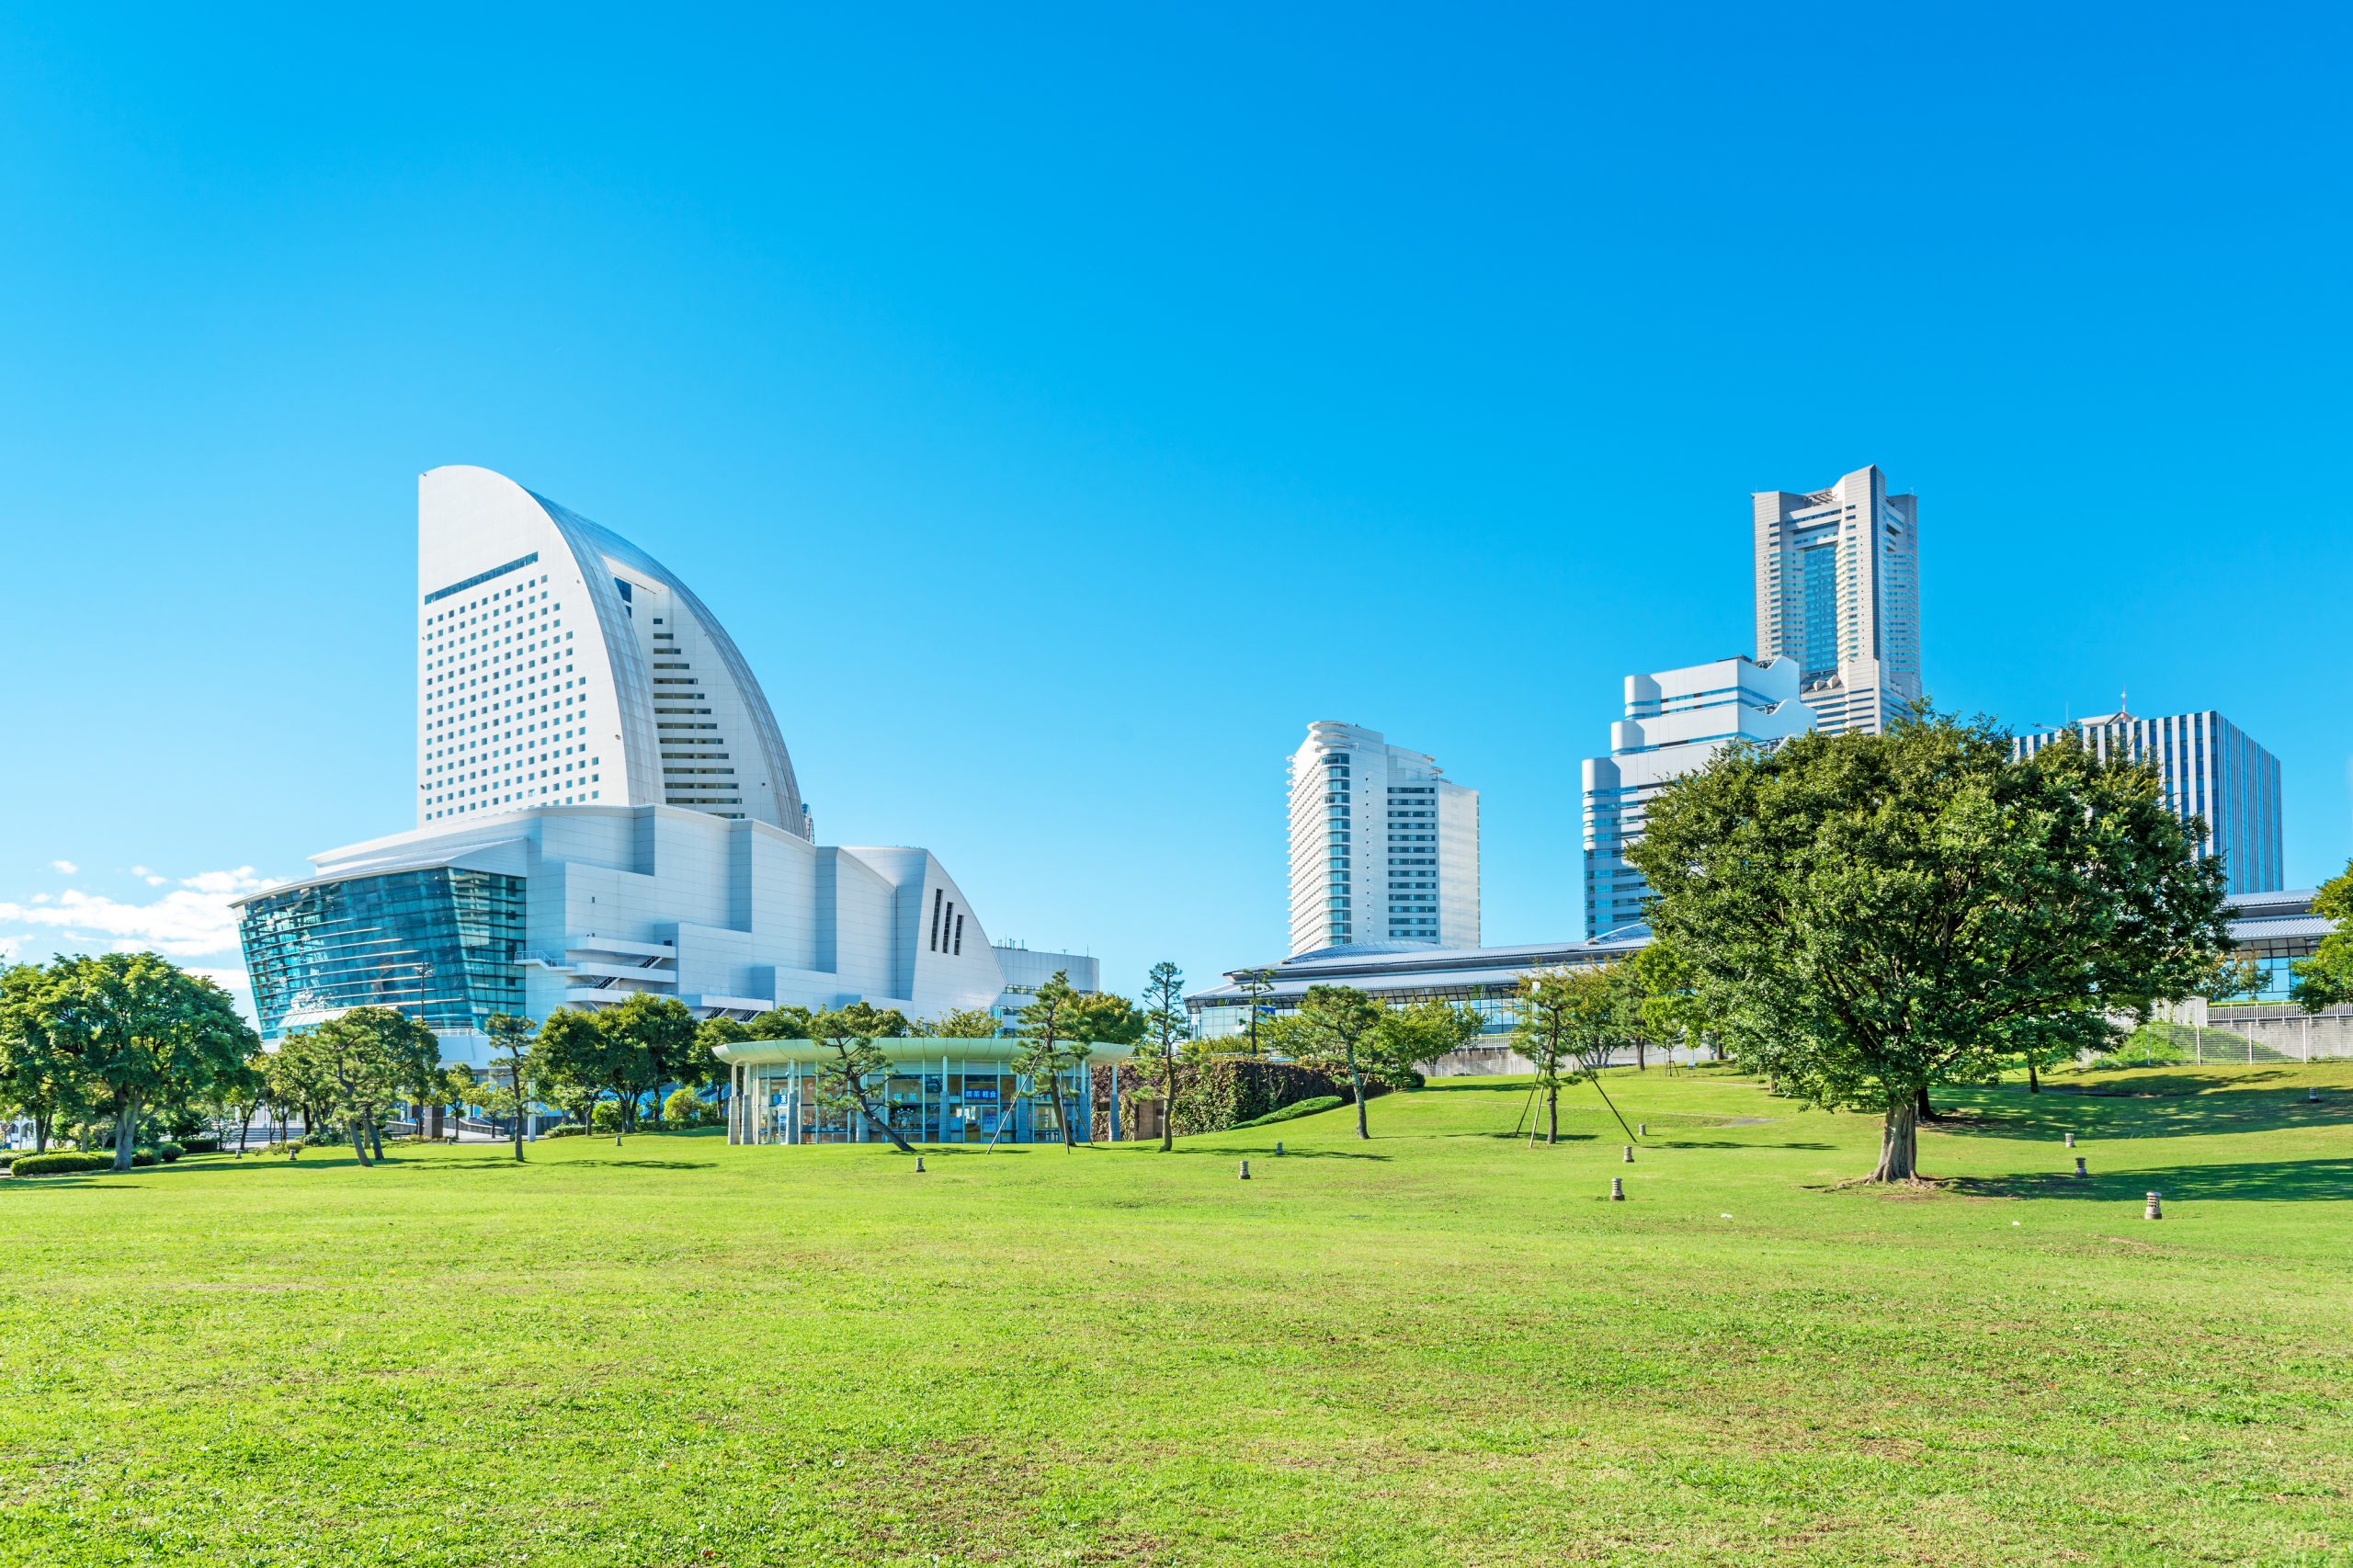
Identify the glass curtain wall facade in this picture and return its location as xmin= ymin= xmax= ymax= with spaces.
xmin=237 ymin=868 xmax=525 ymax=1041
xmin=2013 ymin=709 xmax=2283 ymax=894
xmin=734 ymin=1056 xmax=1097 ymax=1144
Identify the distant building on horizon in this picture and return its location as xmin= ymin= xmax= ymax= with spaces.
xmin=1581 ymin=654 xmax=1815 ymax=940
xmin=2015 ymin=706 xmax=2283 ymax=894
xmin=1753 ymin=464 xmax=1920 ymax=736
xmin=1287 ymin=722 xmax=1479 ymax=956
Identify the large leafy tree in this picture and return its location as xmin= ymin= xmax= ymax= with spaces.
xmin=809 ymin=1006 xmax=913 ymax=1153
xmin=0 ymin=961 xmax=93 ymax=1153
xmin=1629 ymin=711 xmax=2231 ymax=1182
xmin=40 ymin=952 xmax=256 ymax=1172
xmin=1013 ymin=971 xmax=1094 ymax=1148
xmin=1285 ymin=984 xmax=1384 ymax=1140
xmin=601 ymin=993 xmax=700 ymax=1127
xmin=1133 ymin=960 xmax=1190 ymax=1152
xmin=534 ymin=1006 xmax=648 ymax=1145
xmin=1367 ymin=999 xmax=1477 ymax=1088
xmin=2290 ymin=861 xmax=2353 ymax=1013
xmin=277 ymin=1006 xmax=439 ymax=1165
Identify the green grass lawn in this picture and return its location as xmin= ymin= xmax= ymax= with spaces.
xmin=6 ymin=1062 xmax=2351 ymax=1566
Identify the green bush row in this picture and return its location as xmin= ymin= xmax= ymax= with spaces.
xmin=1230 ymin=1095 xmax=1347 ymax=1130
xmin=11 ymin=1151 xmax=119 ymax=1176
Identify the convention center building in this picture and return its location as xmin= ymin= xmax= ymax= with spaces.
xmin=234 ymin=465 xmax=1088 ymax=1070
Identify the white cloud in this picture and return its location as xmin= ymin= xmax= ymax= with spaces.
xmin=51 ymin=859 xmax=77 ymax=874
xmin=179 ymin=868 xmax=269 ymax=897
xmin=131 ymin=865 xmax=168 ymax=886
xmin=0 ymin=867 xmax=282 ymax=961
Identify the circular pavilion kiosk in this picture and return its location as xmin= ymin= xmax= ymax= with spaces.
xmin=713 ymin=1038 xmax=1137 ymax=1146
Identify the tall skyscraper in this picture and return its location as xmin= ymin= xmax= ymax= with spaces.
xmin=1287 ymin=722 xmax=1479 ymax=955
xmin=2015 ymin=707 xmax=2283 ymax=894
xmin=1753 ymin=464 xmax=1920 ymax=735
xmin=417 ymin=464 xmax=809 ymax=832
xmin=1582 ymin=655 xmax=1814 ymax=939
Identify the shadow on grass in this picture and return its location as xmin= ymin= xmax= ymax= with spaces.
xmin=1154 ymin=1145 xmax=1394 ymax=1162
xmin=1652 ymin=1138 xmax=1836 ymax=1151
xmin=1928 ymin=1075 xmax=2344 ymax=1142
xmin=1946 ymin=1158 xmax=2353 ymax=1203
xmin=563 ymin=1158 xmax=716 ymax=1170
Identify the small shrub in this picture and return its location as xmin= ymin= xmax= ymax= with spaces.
xmin=153 ymin=1141 xmax=186 ymax=1164
xmin=11 ymin=1151 xmax=118 ymax=1176
xmin=130 ymin=1147 xmax=158 ymax=1166
xmin=1231 ymin=1095 xmax=1346 ymax=1130
xmin=663 ymin=1087 xmax=715 ymax=1127
xmin=541 ymin=1124 xmax=589 ymax=1139
xmin=590 ymin=1101 xmax=622 ymax=1132
xmin=179 ymin=1134 xmax=221 ymax=1154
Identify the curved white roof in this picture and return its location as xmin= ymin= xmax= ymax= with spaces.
xmin=416 ymin=466 xmax=806 ymax=834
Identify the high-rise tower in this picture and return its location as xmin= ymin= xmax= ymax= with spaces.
xmin=416 ymin=465 xmax=807 ymax=832
xmin=1287 ymin=722 xmax=1479 ymax=956
xmin=1752 ymin=465 xmax=1920 ymax=735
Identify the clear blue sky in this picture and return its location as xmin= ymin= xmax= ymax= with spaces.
xmin=4 ymin=3 xmax=2347 ymax=1016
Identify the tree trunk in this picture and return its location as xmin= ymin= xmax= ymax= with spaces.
xmin=1545 ymin=1085 xmax=1559 ymax=1145
xmin=508 ymin=1064 xmax=527 ymax=1162
xmin=1158 ymin=1065 xmax=1175 ymax=1153
xmin=854 ymin=1087 xmax=915 ymax=1153
xmin=1915 ymin=1085 xmax=1936 ymax=1122
xmin=111 ymin=1096 xmax=139 ymax=1172
xmin=369 ymin=1120 xmax=385 ymax=1161
xmin=1047 ymin=1077 xmax=1074 ymax=1148
xmin=33 ymin=1112 xmax=50 ymax=1154
xmin=1635 ymin=1040 xmax=1647 ymax=1072
xmin=1869 ymin=1097 xmax=1920 ymax=1182
xmin=349 ymin=1119 xmax=373 ymax=1166
xmin=2026 ymin=1057 xmax=2041 ymax=1094
xmin=1347 ymin=1047 xmax=1369 ymax=1140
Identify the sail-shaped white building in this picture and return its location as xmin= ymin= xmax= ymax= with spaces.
xmin=235 ymin=466 xmax=1060 ymax=1067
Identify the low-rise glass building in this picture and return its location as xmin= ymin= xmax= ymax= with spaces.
xmin=712 ymin=1038 xmax=1133 ymax=1145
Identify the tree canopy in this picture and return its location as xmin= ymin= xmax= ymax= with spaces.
xmin=33 ymin=952 xmax=257 ymax=1171
xmin=2291 ymin=860 xmax=2353 ymax=1013
xmin=1627 ymin=710 xmax=2231 ymax=1181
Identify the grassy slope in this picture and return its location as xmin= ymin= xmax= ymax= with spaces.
xmin=4 ymin=1063 xmax=2350 ymax=1567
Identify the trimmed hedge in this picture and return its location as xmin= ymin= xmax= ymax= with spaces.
xmin=1230 ymin=1095 xmax=1346 ymax=1130
xmin=11 ymin=1151 xmax=118 ymax=1176
xmin=541 ymin=1124 xmax=589 ymax=1139
xmin=153 ymin=1142 xmax=186 ymax=1164
xmin=1096 ymin=1058 xmax=1355 ymax=1137
xmin=179 ymin=1134 xmax=221 ymax=1154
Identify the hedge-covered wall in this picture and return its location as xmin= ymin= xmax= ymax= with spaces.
xmin=1092 ymin=1058 xmax=1361 ymax=1138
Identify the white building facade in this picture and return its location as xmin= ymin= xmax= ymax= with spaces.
xmin=1287 ymin=722 xmax=1479 ymax=955
xmin=1753 ymin=464 xmax=1920 ymax=735
xmin=2014 ymin=708 xmax=2283 ymax=895
xmin=1582 ymin=654 xmax=1814 ymax=939
xmin=236 ymin=466 xmax=1088 ymax=1067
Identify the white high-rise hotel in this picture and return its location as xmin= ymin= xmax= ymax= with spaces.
xmin=1287 ymin=723 xmax=1479 ymax=956
xmin=236 ymin=466 xmax=1088 ymax=1068
xmin=1754 ymin=464 xmax=1920 ymax=735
